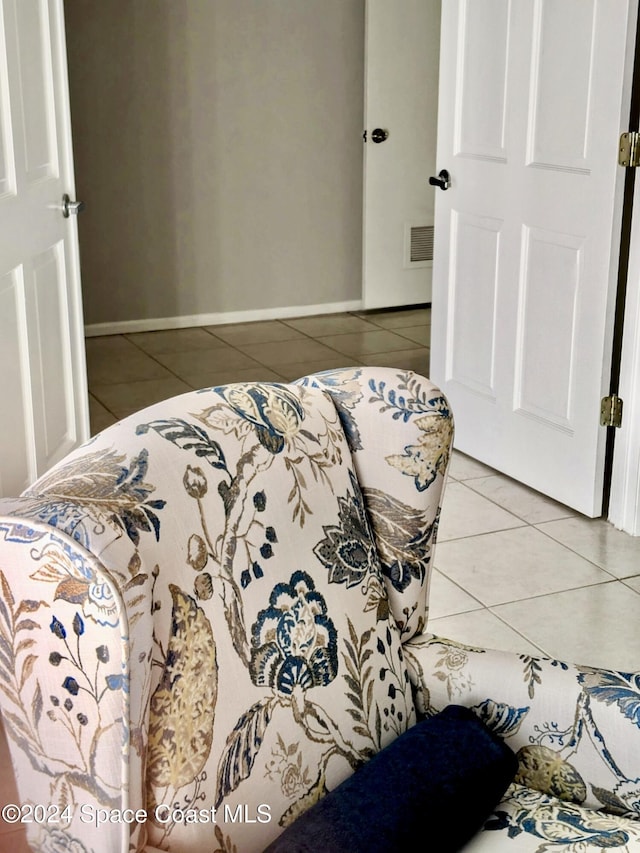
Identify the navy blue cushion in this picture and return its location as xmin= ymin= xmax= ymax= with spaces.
xmin=263 ymin=704 xmax=517 ymax=853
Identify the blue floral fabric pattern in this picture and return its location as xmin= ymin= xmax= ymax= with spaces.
xmin=296 ymin=368 xmax=452 ymax=642
xmin=313 ymin=471 xmax=379 ymax=588
xmin=0 ymin=520 xmax=129 ymax=851
xmin=474 ymin=784 xmax=640 ymax=851
xmin=213 ymin=383 xmax=306 ymax=454
xmin=0 ymin=370 xmax=444 ymax=852
xmin=250 ymin=571 xmax=338 ymax=695
xmin=405 ymin=634 xmax=640 ymax=851
xmin=20 ymin=446 xmax=166 ymax=548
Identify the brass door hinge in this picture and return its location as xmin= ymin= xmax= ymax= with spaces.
xmin=600 ymin=394 xmax=623 ymax=428
xmin=619 ymin=132 xmax=640 ymax=167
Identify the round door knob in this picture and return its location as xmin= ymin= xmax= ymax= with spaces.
xmin=62 ymin=193 xmax=85 ymax=218
xmin=371 ymin=128 xmax=389 ymax=143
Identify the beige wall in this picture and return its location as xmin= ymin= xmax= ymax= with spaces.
xmin=64 ymin=0 xmax=365 ymax=328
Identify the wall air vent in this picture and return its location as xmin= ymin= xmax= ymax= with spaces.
xmin=404 ymin=224 xmax=434 ymax=269
xmin=410 ymin=225 xmax=434 ymax=262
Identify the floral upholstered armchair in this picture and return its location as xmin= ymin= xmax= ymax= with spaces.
xmin=0 ymin=366 xmax=638 ymax=853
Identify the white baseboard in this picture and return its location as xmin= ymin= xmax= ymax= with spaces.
xmin=84 ymin=300 xmax=365 ymax=337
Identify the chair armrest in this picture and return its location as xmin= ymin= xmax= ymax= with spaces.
xmin=0 ymin=505 xmax=147 ymax=852
xmin=404 ymin=633 xmax=640 ymax=819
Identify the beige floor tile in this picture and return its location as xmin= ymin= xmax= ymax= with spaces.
xmin=394 ymin=324 xmax=431 ymax=347
xmin=448 ymin=451 xmax=497 ymax=481
xmin=85 ymin=334 xmax=138 ymax=357
xmin=89 ymin=394 xmax=117 ymax=435
xmin=283 ymin=314 xmax=379 ymax=336
xmin=428 ymin=569 xmax=484 ymax=619
xmin=317 ymin=330 xmax=419 ymax=357
xmin=209 ymin=321 xmax=306 ymax=345
xmin=492 ymin=582 xmax=640 ymax=670
xmin=427 ymin=608 xmax=544 ymax=656
xmin=466 ymin=473 xmax=577 ymax=524
xmin=86 ymin=343 xmax=174 ymax=386
xmin=91 ymin=377 xmax=192 ymax=419
xmin=125 ymin=327 xmax=225 ymax=354
xmin=361 ymin=307 xmax=432 ymax=329
xmin=275 ymin=357 xmax=361 ymax=382
xmin=535 ymin=516 xmax=640 ymax=579
xmin=435 ymin=526 xmax=611 ymax=607
xmin=236 ymin=338 xmax=344 ymax=368
xmin=183 ymin=366 xmax=286 ymax=388
xmin=438 ymin=482 xmax=525 ymax=541
xmin=153 ymin=347 xmax=262 ymax=384
xmin=363 ymin=348 xmax=430 ymax=374
xmin=623 ymin=575 xmax=640 ymax=593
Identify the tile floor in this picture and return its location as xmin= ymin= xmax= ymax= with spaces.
xmin=86 ymin=306 xmax=640 ymax=672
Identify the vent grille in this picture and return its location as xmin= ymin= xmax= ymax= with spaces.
xmin=410 ymin=225 xmax=434 ymax=263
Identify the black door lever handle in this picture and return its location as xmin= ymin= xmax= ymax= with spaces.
xmin=429 ymin=169 xmax=451 ymax=191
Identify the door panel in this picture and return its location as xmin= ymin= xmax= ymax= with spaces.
xmin=0 ymin=0 xmax=88 ymax=498
xmin=448 ymin=212 xmax=501 ymax=398
xmin=16 ymin=0 xmax=58 ymax=181
xmin=514 ymin=227 xmax=582 ymax=429
xmin=455 ymin=0 xmax=509 ymax=161
xmin=29 ymin=242 xmax=76 ymax=469
xmin=527 ymin=0 xmax=594 ymax=171
xmin=431 ymin=0 xmax=636 ymax=516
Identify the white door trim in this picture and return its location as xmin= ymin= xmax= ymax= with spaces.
xmin=609 ymin=174 xmax=640 ymax=535
xmin=605 ymin=4 xmax=640 ymax=536
xmin=55 ymin=0 xmax=90 ymax=445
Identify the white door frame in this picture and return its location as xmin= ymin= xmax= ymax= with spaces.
xmin=600 ymin=6 xmax=640 ymax=536
xmin=56 ymin=0 xmax=90 ymax=446
xmin=609 ymin=173 xmax=640 ymax=535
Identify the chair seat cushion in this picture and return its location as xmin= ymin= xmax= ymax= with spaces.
xmin=264 ymin=705 xmax=518 ymax=853
xmin=461 ymin=784 xmax=640 ymax=852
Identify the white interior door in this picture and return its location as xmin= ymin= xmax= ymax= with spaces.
xmin=362 ymin=0 xmax=441 ymax=309
xmin=0 ymin=0 xmax=88 ymax=498
xmin=430 ymin=0 xmax=637 ymax=517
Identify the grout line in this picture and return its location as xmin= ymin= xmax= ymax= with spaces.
xmin=446 ymin=476 xmax=573 ymax=530
xmin=531 ymin=522 xmax=631 ymax=583
xmin=461 ymin=474 xmax=578 ymax=526
xmin=86 ymin=307 xmax=431 ymax=426
xmin=429 ymin=567 xmax=486 ymax=617
xmin=485 ymin=607 xmax=550 ymax=657
xmin=484 ymin=577 xmax=620 ymax=610
xmin=441 ymin=480 xmax=527 ymax=529
xmin=437 ymin=524 xmax=528 ymax=545
xmin=435 ymin=552 xmax=620 ymax=611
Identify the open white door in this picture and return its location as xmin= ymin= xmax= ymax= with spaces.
xmin=362 ymin=0 xmax=440 ymax=309
xmin=0 ymin=0 xmax=88 ymax=498
xmin=430 ymin=0 xmax=637 ymax=516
